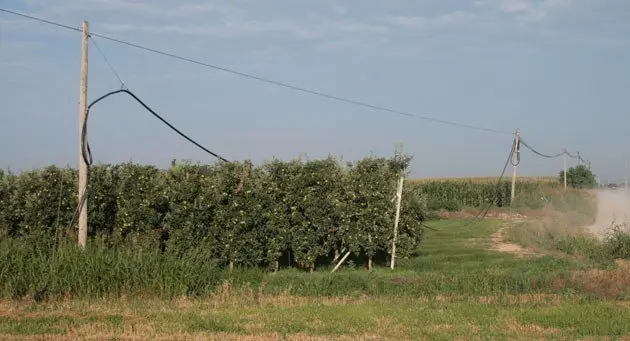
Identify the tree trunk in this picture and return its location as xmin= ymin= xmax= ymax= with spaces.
xmin=310 ymin=264 xmax=315 ymax=273
xmin=229 ymin=261 xmax=234 ymax=273
xmin=274 ymin=259 xmax=279 ymax=274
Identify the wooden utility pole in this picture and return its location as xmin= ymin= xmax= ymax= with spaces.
xmin=625 ymin=159 xmax=628 ymax=193
xmin=390 ymin=143 xmax=405 ymax=270
xmin=563 ymin=149 xmax=567 ymax=192
xmin=78 ymin=21 xmax=89 ymax=248
xmin=510 ymin=129 xmax=520 ymax=203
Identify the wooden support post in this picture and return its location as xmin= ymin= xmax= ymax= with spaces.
xmin=331 ymin=251 xmax=351 ymax=273
xmin=332 ymin=247 xmax=347 ymax=265
xmin=390 ymin=143 xmax=405 ymax=270
xmin=78 ymin=21 xmax=89 ymax=248
xmin=510 ymin=129 xmax=520 ymax=204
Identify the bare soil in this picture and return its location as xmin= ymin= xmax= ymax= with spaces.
xmin=489 ymin=225 xmax=537 ymax=257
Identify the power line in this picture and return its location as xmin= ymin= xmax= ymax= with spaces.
xmin=520 ymin=139 xmax=587 ymax=161
xmin=0 ymin=8 xmax=80 ymax=32
xmin=0 ymin=8 xmax=514 ymax=136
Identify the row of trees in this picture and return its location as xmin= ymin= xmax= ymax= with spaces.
xmin=0 ymin=156 xmax=427 ymax=271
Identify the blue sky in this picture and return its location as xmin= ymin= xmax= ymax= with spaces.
xmin=1 ymin=0 xmax=629 ymax=181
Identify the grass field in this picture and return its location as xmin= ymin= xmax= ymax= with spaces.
xmin=3 ymin=217 xmax=630 ymax=340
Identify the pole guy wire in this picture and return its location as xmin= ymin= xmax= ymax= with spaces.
xmin=90 ymin=36 xmax=126 ymax=89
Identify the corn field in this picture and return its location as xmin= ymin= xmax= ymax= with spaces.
xmin=407 ymin=177 xmax=561 ymax=211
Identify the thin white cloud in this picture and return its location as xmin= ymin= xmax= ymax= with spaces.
xmin=388 ymin=11 xmax=475 ymax=30
xmin=28 ymin=0 xmax=234 ymax=18
xmin=495 ymin=0 xmax=573 ymax=23
xmin=98 ymin=20 xmax=391 ymax=40
xmin=500 ymin=0 xmax=532 ymax=13
xmin=5 ymin=0 xmax=616 ymax=52
xmin=330 ymin=4 xmax=348 ymax=16
xmin=98 ymin=21 xmax=321 ymax=39
xmin=14 ymin=0 xmax=391 ymax=42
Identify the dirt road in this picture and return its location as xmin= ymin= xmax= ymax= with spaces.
xmin=587 ymin=189 xmax=630 ymax=238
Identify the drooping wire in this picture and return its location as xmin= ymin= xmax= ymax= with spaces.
xmin=510 ymin=139 xmax=521 ymax=167
xmin=520 ymin=138 xmax=592 ymax=173
xmin=82 ymin=89 xmax=230 ymax=164
xmin=0 ymin=8 xmax=514 ymax=136
xmin=458 ymin=138 xmax=516 ymax=227
xmin=576 ymin=152 xmax=591 ymax=167
xmin=519 ymin=139 xmax=566 ymax=159
xmin=565 ymin=150 xmax=579 ymax=159
xmin=422 ymin=137 xmax=516 ymax=231
xmin=67 ymin=89 xmax=230 ymax=230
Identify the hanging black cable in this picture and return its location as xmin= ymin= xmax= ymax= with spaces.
xmin=460 ymin=139 xmax=515 ymax=226
xmin=421 ymin=138 xmax=516 ymax=231
xmin=68 ymin=88 xmax=230 ymax=230
xmin=519 ymin=139 xmax=565 ymax=159
xmin=82 ymin=89 xmax=230 ymax=164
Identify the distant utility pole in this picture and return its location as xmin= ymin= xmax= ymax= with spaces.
xmin=510 ymin=128 xmax=520 ymax=203
xmin=390 ymin=143 xmax=405 ymax=270
xmin=625 ymin=159 xmax=628 ymax=192
xmin=77 ymin=20 xmax=89 ymax=248
xmin=563 ymin=149 xmax=567 ymax=192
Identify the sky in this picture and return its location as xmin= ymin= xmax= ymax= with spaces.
xmin=1 ymin=0 xmax=629 ymax=181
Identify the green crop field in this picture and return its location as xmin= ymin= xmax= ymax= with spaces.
xmin=1 ymin=158 xmax=629 ymax=339
xmin=409 ymin=175 xmax=557 ymax=184
xmin=407 ymin=175 xmax=563 ymax=213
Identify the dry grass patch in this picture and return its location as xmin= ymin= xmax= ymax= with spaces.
xmin=571 ymin=259 xmax=630 ymax=298
xmin=499 ymin=318 xmax=561 ymax=337
xmin=0 ymin=332 xmax=385 ymax=341
xmin=477 ymin=293 xmax=566 ymax=305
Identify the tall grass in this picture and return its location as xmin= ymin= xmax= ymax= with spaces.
xmin=506 ymin=219 xmax=630 ymax=266
xmin=0 ymin=219 xmax=619 ymax=301
xmin=0 ymin=238 xmax=575 ymax=300
xmin=0 ymin=237 xmax=236 ymax=299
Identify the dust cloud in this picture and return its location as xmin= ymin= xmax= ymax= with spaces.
xmin=587 ymin=188 xmax=630 ymax=239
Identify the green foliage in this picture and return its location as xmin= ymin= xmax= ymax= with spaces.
xmin=0 ymin=169 xmax=10 ymax=236
xmin=559 ymin=164 xmax=597 ymax=189
xmin=409 ymin=179 xmax=557 ymax=210
xmin=605 ymin=223 xmax=630 ymax=260
xmin=0 ymin=155 xmax=425 ymax=273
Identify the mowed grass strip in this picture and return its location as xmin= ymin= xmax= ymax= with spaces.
xmin=1 ymin=295 xmax=630 ymax=340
